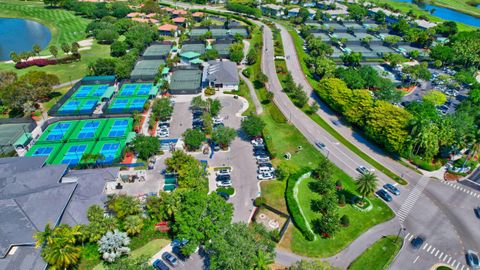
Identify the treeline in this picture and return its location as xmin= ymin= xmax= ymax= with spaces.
xmin=48 ymin=0 xmax=132 ymax=19
xmin=225 ymin=2 xmax=261 ymax=18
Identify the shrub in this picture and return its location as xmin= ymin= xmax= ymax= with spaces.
xmin=217 ymin=187 xmax=235 ymax=195
xmin=338 ymin=193 xmax=346 ymax=207
xmin=204 ymin=87 xmax=216 ymax=96
xmin=242 ymin=67 xmax=251 ymax=78
xmin=15 ymin=58 xmax=57 ymax=69
xmin=340 ymin=215 xmax=350 ymax=227
xmin=286 ymin=171 xmax=315 ymax=241
xmin=254 ymin=196 xmax=266 ymax=207
xmin=410 ymin=156 xmax=443 ymax=171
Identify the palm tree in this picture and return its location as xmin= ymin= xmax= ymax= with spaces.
xmin=38 ymin=224 xmax=81 ymax=270
xmin=254 ymin=249 xmax=273 ymax=270
xmin=124 ymin=215 xmax=144 ymax=235
xmin=32 ymin=44 xmax=41 ymax=56
xmin=34 ymin=223 xmax=54 ymax=248
xmin=356 ymin=172 xmax=378 ymax=200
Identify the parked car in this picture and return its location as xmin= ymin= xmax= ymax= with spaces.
xmin=162 ymin=252 xmax=178 ymax=267
xmin=257 ymin=172 xmax=274 ymax=180
xmin=251 ymin=137 xmax=264 ymax=146
xmin=256 ymin=157 xmax=270 ymax=163
xmin=258 ymin=166 xmax=275 ymax=174
xmin=216 ymin=191 xmax=230 ymax=200
xmin=466 ymin=250 xmax=480 ymax=269
xmin=257 ymin=162 xmax=273 ymax=168
xmin=332 ymin=120 xmax=341 ymax=126
xmin=213 ymin=117 xmax=223 ymax=124
xmin=411 ymin=236 xmax=425 ymax=249
xmin=216 ymin=179 xmax=232 ymax=187
xmin=356 ymin=166 xmax=370 ymax=175
xmin=153 ymin=259 xmax=170 ymax=270
xmin=171 ymin=246 xmax=188 ymax=261
xmin=376 ymin=189 xmax=392 ymax=202
xmin=474 ymin=207 xmax=480 ymax=219
xmin=383 ymin=183 xmax=400 ymax=195
xmin=216 ymin=168 xmax=231 ymax=176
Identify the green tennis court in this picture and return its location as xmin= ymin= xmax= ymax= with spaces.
xmin=108 ymin=83 xmax=157 ymax=113
xmin=57 ymin=84 xmax=115 ymax=115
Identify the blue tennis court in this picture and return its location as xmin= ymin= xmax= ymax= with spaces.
xmin=31 ymin=146 xmax=54 ymax=156
xmin=74 ymin=86 xmax=93 ymax=98
xmin=77 ymin=122 xmax=100 ymax=139
xmin=137 ymin=84 xmax=151 ymax=95
xmin=108 ymin=120 xmax=128 ymax=137
xmin=46 ymin=123 xmax=71 ymax=141
xmin=61 ymin=144 xmax=87 ymax=165
xmin=131 ymin=98 xmax=147 ymax=111
xmin=99 ymin=142 xmax=120 ymax=163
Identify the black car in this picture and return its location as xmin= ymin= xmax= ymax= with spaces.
xmin=153 ymin=259 xmax=170 ymax=270
xmin=162 ymin=252 xmax=178 ymax=267
xmin=217 ymin=191 xmax=230 ymax=200
xmin=376 ymin=189 xmax=392 ymax=202
xmin=172 ymin=246 xmax=188 ymax=261
xmin=254 ymin=149 xmax=268 ymax=155
xmin=257 ymin=162 xmax=272 ymax=168
xmin=216 ymin=174 xmax=231 ymax=181
xmin=253 ymin=145 xmax=266 ymax=150
xmin=474 ymin=207 xmax=480 ymax=219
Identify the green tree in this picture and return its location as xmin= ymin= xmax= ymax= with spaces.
xmin=311 ymin=158 xmax=333 ymax=181
xmin=9 ymin=52 xmax=20 ymax=63
xmin=146 ymin=191 xmax=179 ymax=221
xmin=311 ymin=193 xmax=338 ymax=214
xmin=229 ymin=42 xmax=244 ymax=63
xmin=174 ymin=190 xmax=233 ymax=255
xmin=165 ymin=150 xmax=208 ymax=191
xmin=32 ymin=44 xmax=41 ymax=56
xmin=89 ymin=58 xmax=117 ymax=76
xmin=71 ymin=42 xmax=80 ymax=55
xmin=356 ymin=172 xmax=378 ymax=199
xmin=61 ymin=43 xmax=71 ymax=54
xmin=107 ymin=194 xmax=142 ymax=219
xmin=131 ymin=134 xmax=160 ymax=160
xmin=182 ymin=128 xmax=206 ymax=150
xmin=312 ymin=212 xmax=340 ymax=237
xmin=208 ymin=98 xmax=222 ymax=116
xmin=49 ymin=45 xmax=58 ymax=58
xmin=206 ymin=223 xmax=275 ymax=270
xmin=36 ymin=224 xmax=81 ymax=270
xmin=422 ymin=90 xmax=446 ymax=106
xmin=241 ymin=115 xmax=265 ymax=137
xmin=341 ymin=52 xmax=362 ymax=67
xmin=104 ymin=255 xmax=151 ymax=270
xmin=212 ymin=126 xmax=237 ymax=149
xmin=246 ymin=48 xmax=258 ymax=65
xmin=110 ymin=41 xmax=128 ymax=57
xmin=204 ymin=49 xmax=219 ymax=60
xmin=151 ymin=97 xmax=173 ymax=121
xmin=124 ymin=215 xmax=144 ymax=235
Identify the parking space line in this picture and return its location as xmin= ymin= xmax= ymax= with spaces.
xmin=438 ymin=252 xmax=444 ymax=259
xmin=413 ymin=256 xmax=420 ymax=264
xmin=442 ymin=254 xmax=448 ymax=261
xmin=427 ymin=246 xmax=432 ymax=252
xmin=455 ymin=261 xmax=461 ymax=269
xmin=460 ymin=265 xmax=465 ymax=270
xmin=430 ymin=248 xmax=436 ymax=254
xmin=408 ymin=234 xmax=414 ymax=241
xmin=423 ymin=243 xmax=429 ymax=250
xmin=451 ymin=260 xmax=457 ymax=268
xmin=435 ymin=250 xmax=440 ymax=256
xmin=447 ymin=257 xmax=452 ymax=264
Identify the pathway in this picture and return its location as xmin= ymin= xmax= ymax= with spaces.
xmin=240 ymin=39 xmax=263 ymax=115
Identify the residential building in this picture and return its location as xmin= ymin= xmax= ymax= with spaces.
xmin=261 ymin=4 xmax=283 ymax=17
xmin=158 ymin=24 xmax=179 ymax=36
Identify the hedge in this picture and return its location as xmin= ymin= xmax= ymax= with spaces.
xmin=410 ymin=156 xmax=443 ymax=171
xmin=190 ymin=8 xmax=255 ymax=27
xmin=15 ymin=58 xmax=57 ymax=69
xmin=269 ymin=103 xmax=287 ymax=124
xmin=285 ymin=170 xmax=315 ymax=241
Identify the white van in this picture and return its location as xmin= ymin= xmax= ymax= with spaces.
xmin=257 ymin=167 xmax=274 ymax=174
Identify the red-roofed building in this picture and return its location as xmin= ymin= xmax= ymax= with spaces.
xmin=158 ymin=24 xmax=179 ymax=36
xmin=191 ymin=12 xmax=205 ymax=22
xmin=127 ymin=12 xmax=143 ymax=18
xmin=172 ymin=16 xmax=187 ymax=27
xmin=146 ymin=13 xmax=157 ymax=18
xmin=172 ymin=9 xmax=188 ymax=17
xmin=161 ymin=7 xmax=175 ymax=13
xmin=132 ymin=17 xmax=159 ymax=24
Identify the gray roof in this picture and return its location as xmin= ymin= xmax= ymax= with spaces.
xmin=206 ymin=60 xmax=239 ymax=85
xmin=0 ymin=157 xmax=117 ymax=270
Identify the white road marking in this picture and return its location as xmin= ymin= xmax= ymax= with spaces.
xmin=408 ymin=234 xmax=414 ymax=241
xmin=413 ymin=256 xmax=420 ymax=264
xmin=423 ymin=243 xmax=429 ymax=250
xmin=430 ymin=248 xmax=436 ymax=254
xmin=447 ymin=257 xmax=452 ymax=264
xmin=438 ymin=252 xmax=444 ymax=259
xmin=435 ymin=250 xmax=440 ymax=256
xmin=427 ymin=245 xmax=432 ymax=252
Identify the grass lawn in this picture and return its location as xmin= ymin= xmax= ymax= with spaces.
xmin=93 ymin=238 xmax=170 ymax=270
xmin=287 ymin=176 xmax=394 ymax=257
xmin=237 ymin=78 xmax=256 ymax=116
xmin=375 ymin=0 xmax=478 ymax=31
xmin=279 ymin=22 xmax=408 ymax=185
xmin=347 ymin=235 xmax=403 ymax=270
xmin=0 ymin=0 xmax=90 ymax=51
xmin=0 ymin=41 xmax=110 ymax=83
xmin=260 ymin=180 xmax=287 ymax=213
xmin=42 ymin=85 xmax=70 ymax=111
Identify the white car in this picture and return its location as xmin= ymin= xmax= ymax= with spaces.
xmin=251 ymin=138 xmax=264 ymax=146
xmin=356 ymin=166 xmax=374 ymax=175
xmin=257 ymin=167 xmax=275 ymax=174
xmin=212 ymin=117 xmax=223 ymax=124
xmin=257 ymin=172 xmax=274 ymax=180
xmin=216 ymin=168 xmax=231 ymax=176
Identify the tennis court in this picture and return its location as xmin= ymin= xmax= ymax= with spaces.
xmin=169 ymin=69 xmax=203 ymax=94
xmin=26 ymin=118 xmax=133 ymax=166
xmin=210 ymin=28 xmax=229 ymax=38
xmin=130 ymin=60 xmax=165 ymax=80
xmin=213 ymin=43 xmax=231 ymax=56
xmin=57 ymin=83 xmax=115 ymax=115
xmin=142 ymin=44 xmax=172 ymax=58
xmin=181 ymin=43 xmax=206 ymax=55
xmin=0 ymin=122 xmax=32 ymax=154
xmin=189 ymin=28 xmax=208 ymax=38
xmin=118 ymin=83 xmax=154 ymax=97
xmin=229 ymin=28 xmax=248 ymax=37
xmin=108 ymin=83 xmax=155 ymax=113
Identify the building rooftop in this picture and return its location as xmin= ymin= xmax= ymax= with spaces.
xmin=158 ymin=24 xmax=178 ymax=31
xmin=172 ymin=17 xmax=186 ymax=23
xmin=170 ymin=69 xmax=203 ymax=91
xmin=205 ymin=60 xmax=239 ymax=85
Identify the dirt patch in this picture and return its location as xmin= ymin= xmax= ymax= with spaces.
xmin=444 ymin=172 xmax=462 ymax=181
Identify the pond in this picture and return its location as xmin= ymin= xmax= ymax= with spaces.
xmin=0 ymin=18 xmax=51 ymax=61
xmin=390 ymin=0 xmax=480 ymax=27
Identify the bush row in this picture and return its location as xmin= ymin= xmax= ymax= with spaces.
xmin=15 ymin=58 xmax=57 ymax=69
xmin=410 ymin=155 xmax=443 ymax=171
xmin=285 ymin=171 xmax=315 ymax=241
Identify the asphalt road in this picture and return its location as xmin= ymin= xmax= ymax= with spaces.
xmin=162 ymin=2 xmax=480 ymax=269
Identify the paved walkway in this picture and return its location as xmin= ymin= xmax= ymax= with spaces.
xmin=240 ymin=39 xmax=263 ymax=115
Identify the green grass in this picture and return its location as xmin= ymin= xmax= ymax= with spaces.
xmin=0 ymin=0 xmax=90 ymax=51
xmin=42 ymin=85 xmax=70 ymax=111
xmin=237 ymin=78 xmax=256 ymax=116
xmin=0 ymin=41 xmax=110 ymax=83
xmin=289 ymin=176 xmax=394 ymax=257
xmin=260 ymin=180 xmax=287 ymax=213
xmin=374 ymin=0 xmax=478 ymax=31
xmin=279 ymin=22 xmax=408 ymax=185
xmin=93 ymin=238 xmax=170 ymax=270
xmin=436 ymin=266 xmax=453 ymax=270
xmin=348 ymin=235 xmax=403 ymax=270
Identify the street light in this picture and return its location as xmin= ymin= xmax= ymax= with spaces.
xmin=395 ymin=226 xmax=406 ymax=243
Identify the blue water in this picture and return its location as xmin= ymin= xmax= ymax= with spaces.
xmin=391 ymin=0 xmax=480 ymax=27
xmin=0 ymin=18 xmax=51 ymax=61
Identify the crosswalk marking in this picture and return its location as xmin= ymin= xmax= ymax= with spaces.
xmin=442 ymin=180 xmax=480 ymax=198
xmin=396 ymin=176 xmax=429 ymax=223
xmin=447 ymin=257 xmax=452 ymax=264
xmin=423 ymin=243 xmax=428 ymax=250
xmin=427 ymin=246 xmax=432 ymax=252
xmin=430 ymin=247 xmax=436 ymax=254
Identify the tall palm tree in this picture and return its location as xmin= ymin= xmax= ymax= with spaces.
xmin=42 ymin=241 xmax=81 ymax=270
xmin=124 ymin=215 xmax=144 ymax=236
xmin=254 ymin=250 xmax=273 ymax=270
xmin=356 ymin=172 xmax=378 ymax=200
xmin=34 ymin=223 xmax=54 ymax=248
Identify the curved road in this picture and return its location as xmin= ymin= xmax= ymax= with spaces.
xmin=162 ymin=2 xmax=480 ymax=269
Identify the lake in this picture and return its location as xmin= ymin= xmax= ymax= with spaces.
xmin=390 ymin=0 xmax=480 ymax=27
xmin=0 ymin=18 xmax=51 ymax=61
